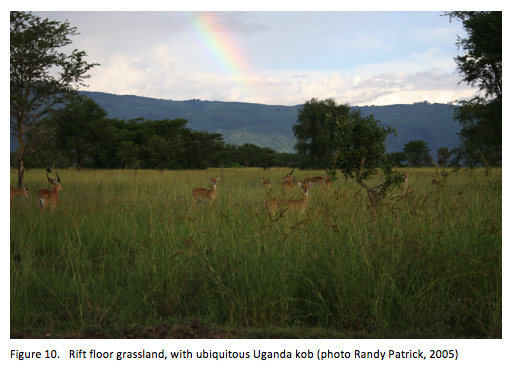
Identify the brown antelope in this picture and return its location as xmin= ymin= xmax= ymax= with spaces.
xmin=265 ymin=182 xmax=313 ymax=214
xmin=281 ymin=169 xmax=296 ymax=193
xmin=10 ymin=185 xmax=29 ymax=202
xmin=192 ymin=177 xmax=219 ymax=204
xmin=303 ymin=170 xmax=326 ymax=186
xmin=260 ymin=178 xmax=271 ymax=189
xmin=324 ymin=172 xmax=335 ymax=191
xmin=37 ymin=173 xmax=63 ymax=211
xmin=402 ymin=171 xmax=412 ymax=194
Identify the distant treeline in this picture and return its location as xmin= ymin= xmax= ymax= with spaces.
xmin=12 ymin=97 xmax=295 ymax=171
xmin=75 ymin=91 xmax=462 ymax=156
xmin=10 ymin=96 xmax=452 ymax=172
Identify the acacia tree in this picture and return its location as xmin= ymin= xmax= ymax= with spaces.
xmin=402 ymin=140 xmax=432 ymax=167
xmin=293 ymin=98 xmax=352 ymax=169
xmin=444 ymin=11 xmax=502 ymax=167
xmin=10 ymin=11 xmax=98 ymax=187
xmin=331 ymin=112 xmax=404 ymax=219
xmin=437 ymin=147 xmax=452 ymax=166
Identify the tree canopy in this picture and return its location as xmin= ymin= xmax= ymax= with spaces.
xmin=331 ymin=112 xmax=403 ymax=218
xmin=292 ymin=98 xmax=352 ymax=169
xmin=10 ymin=11 xmax=98 ymax=186
xmin=444 ymin=11 xmax=502 ymax=167
xmin=436 ymin=147 xmax=452 ymax=167
xmin=53 ymin=96 xmax=107 ymax=171
xmin=402 ymin=140 xmax=432 ymax=167
xmin=19 ymin=96 xmax=296 ymax=171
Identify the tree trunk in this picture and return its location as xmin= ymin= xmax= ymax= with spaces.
xmin=367 ymin=189 xmax=379 ymax=235
xmin=367 ymin=190 xmax=379 ymax=218
xmin=17 ymin=157 xmax=24 ymax=189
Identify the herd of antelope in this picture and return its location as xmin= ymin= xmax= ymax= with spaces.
xmin=11 ymin=167 xmax=448 ymax=214
xmin=191 ymin=169 xmax=336 ymax=215
xmin=10 ymin=170 xmax=63 ymax=212
xmin=263 ymin=169 xmax=336 ymax=214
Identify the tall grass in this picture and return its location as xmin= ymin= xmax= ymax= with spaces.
xmin=10 ymin=167 xmax=502 ymax=337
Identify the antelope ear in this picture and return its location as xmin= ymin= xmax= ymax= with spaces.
xmin=297 ymin=182 xmax=303 ymax=187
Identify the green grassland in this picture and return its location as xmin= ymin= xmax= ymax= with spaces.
xmin=10 ymin=167 xmax=502 ymax=338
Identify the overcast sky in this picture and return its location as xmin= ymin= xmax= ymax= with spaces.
xmin=32 ymin=10 xmax=479 ymax=107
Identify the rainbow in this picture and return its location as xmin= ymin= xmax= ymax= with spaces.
xmin=185 ymin=12 xmax=258 ymax=101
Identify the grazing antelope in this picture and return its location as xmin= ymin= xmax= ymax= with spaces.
xmin=265 ymin=182 xmax=313 ymax=214
xmin=260 ymin=178 xmax=271 ymax=189
xmin=303 ymin=170 xmax=326 ymax=186
xmin=401 ymin=171 xmax=412 ymax=194
xmin=192 ymin=177 xmax=219 ymax=204
xmin=10 ymin=185 xmax=29 ymax=202
xmin=37 ymin=173 xmax=63 ymax=211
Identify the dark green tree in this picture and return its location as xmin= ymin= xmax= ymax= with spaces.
xmin=214 ymin=144 xmax=240 ymax=168
xmin=444 ymin=11 xmax=502 ymax=167
xmin=451 ymin=97 xmax=501 ymax=167
xmin=436 ymin=147 xmax=452 ymax=166
xmin=10 ymin=11 xmax=98 ymax=187
xmin=293 ymin=98 xmax=352 ymax=169
xmin=116 ymin=141 xmax=141 ymax=170
xmin=144 ymin=135 xmax=182 ymax=171
xmin=182 ymin=131 xmax=226 ymax=169
xmin=331 ymin=112 xmax=404 ymax=218
xmin=53 ymin=96 xmax=107 ymax=171
xmin=386 ymin=151 xmax=408 ymax=167
xmin=139 ymin=118 xmax=189 ymax=170
xmin=402 ymin=140 xmax=432 ymax=167
xmin=258 ymin=148 xmax=277 ymax=170
xmin=237 ymin=143 xmax=262 ymax=167
xmin=92 ymin=118 xmax=131 ymax=169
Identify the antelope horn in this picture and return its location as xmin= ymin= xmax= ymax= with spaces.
xmin=288 ymin=169 xmax=294 ymax=175
xmin=56 ymin=173 xmax=60 ymax=183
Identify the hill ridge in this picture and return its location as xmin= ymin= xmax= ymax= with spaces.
xmin=11 ymin=91 xmax=461 ymax=155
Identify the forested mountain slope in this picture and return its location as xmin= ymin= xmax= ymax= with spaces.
xmin=10 ymin=91 xmax=461 ymax=155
